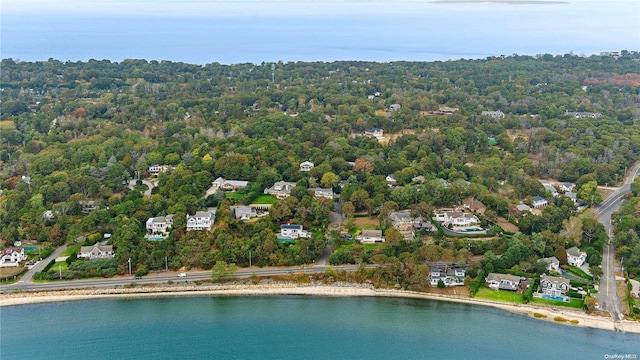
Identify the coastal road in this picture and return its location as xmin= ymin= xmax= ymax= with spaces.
xmin=0 ymin=264 xmax=366 ymax=294
xmin=593 ymin=161 xmax=640 ymax=322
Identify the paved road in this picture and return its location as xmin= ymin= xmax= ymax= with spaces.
xmin=593 ymin=161 xmax=640 ymax=322
xmin=17 ymin=244 xmax=68 ymax=284
xmin=0 ymin=265 xmax=366 ymax=294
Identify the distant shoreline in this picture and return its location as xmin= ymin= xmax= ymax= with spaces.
xmin=2 ymin=283 xmax=639 ymax=334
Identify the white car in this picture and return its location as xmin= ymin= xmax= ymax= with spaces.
xmin=178 ymin=272 xmax=187 ymax=277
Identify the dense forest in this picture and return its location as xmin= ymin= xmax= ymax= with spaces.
xmin=1 ymin=53 xmax=639 ymax=284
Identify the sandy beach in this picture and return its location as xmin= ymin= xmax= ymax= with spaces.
xmin=2 ymin=283 xmax=639 ymax=334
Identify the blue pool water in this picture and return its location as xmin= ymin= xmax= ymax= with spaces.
xmin=542 ymin=295 xmax=567 ymax=302
xmin=22 ymin=246 xmax=37 ymax=251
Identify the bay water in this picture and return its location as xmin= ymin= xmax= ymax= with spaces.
xmin=1 ymin=296 xmax=638 ymax=359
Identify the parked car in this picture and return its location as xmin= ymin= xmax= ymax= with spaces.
xmin=178 ymin=272 xmax=187 ymax=277
xmin=135 ymin=276 xmax=142 ymax=280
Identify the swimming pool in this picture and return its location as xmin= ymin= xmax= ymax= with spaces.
xmin=542 ymin=295 xmax=567 ymax=302
xmin=22 ymin=246 xmax=38 ymax=251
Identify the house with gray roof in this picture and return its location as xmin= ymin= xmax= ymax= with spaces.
xmin=567 ymin=246 xmax=587 ymax=267
xmin=539 ymin=275 xmax=570 ymax=300
xmin=486 ymin=273 xmax=521 ymax=291
xmin=186 ymin=210 xmax=215 ymax=231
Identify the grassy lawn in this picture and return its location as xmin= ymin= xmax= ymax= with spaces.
xmin=225 ymin=192 xmax=245 ymax=201
xmin=567 ymin=265 xmax=593 ymax=280
xmin=531 ymin=296 xmax=584 ymax=309
xmin=475 ymin=287 xmax=525 ymax=304
xmin=252 ymin=195 xmax=277 ymax=204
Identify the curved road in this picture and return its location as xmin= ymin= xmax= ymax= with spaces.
xmin=593 ymin=161 xmax=640 ymax=323
xmin=128 ymin=179 xmax=156 ymax=197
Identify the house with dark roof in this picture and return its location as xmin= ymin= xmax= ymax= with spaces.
xmin=532 ymin=196 xmax=548 ymax=208
xmin=0 ymin=248 xmax=26 ymax=267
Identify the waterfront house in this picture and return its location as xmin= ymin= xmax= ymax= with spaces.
xmin=358 ymin=230 xmax=385 ymax=244
xmin=0 ymin=247 xmax=26 ymax=267
xmin=79 ymin=244 xmax=114 ymax=260
xmin=429 ymin=266 xmax=466 ymax=287
xmin=567 ymin=246 xmax=587 ymax=267
xmin=539 ymin=275 xmax=570 ymax=298
xmin=264 ymin=181 xmax=296 ymax=199
xmin=299 ymin=161 xmax=315 ymax=172
xmin=486 ymin=273 xmax=521 ymax=291
xmin=186 ymin=211 xmax=215 ymax=231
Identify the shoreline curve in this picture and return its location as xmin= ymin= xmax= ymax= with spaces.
xmin=1 ymin=283 xmax=639 ymax=334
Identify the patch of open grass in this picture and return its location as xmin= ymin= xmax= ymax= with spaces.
xmin=475 ymin=287 xmax=525 ymax=304
xmin=567 ymin=265 xmax=593 ymax=280
xmin=531 ymin=297 xmax=584 ymax=309
xmin=252 ymin=195 xmax=277 ymax=204
xmin=225 ymin=192 xmax=245 ymax=201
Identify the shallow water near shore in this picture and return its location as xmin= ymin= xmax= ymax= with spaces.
xmin=1 ymin=295 xmax=638 ymax=359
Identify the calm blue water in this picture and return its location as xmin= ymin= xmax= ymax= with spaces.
xmin=1 ymin=296 xmax=638 ymax=360
xmin=1 ymin=1 xmax=638 ymax=64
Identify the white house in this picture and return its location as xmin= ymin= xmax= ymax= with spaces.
xmin=539 ymin=275 xmax=570 ymax=298
xmin=310 ymin=187 xmax=334 ymax=200
xmin=485 ymin=273 xmax=521 ymax=291
xmin=79 ymin=244 xmax=114 ymax=260
xmin=42 ymin=210 xmax=55 ymax=221
xmin=279 ymin=224 xmax=310 ymax=240
xmin=435 ymin=211 xmax=480 ymax=228
xmin=481 ymin=110 xmax=505 ymax=119
xmin=186 ymin=211 xmax=215 ymax=231
xmin=541 ymin=256 xmax=560 ymax=272
xmin=386 ymin=174 xmax=397 ymax=186
xmin=429 ymin=267 xmax=466 ymax=287
xmin=358 ymin=229 xmax=385 ymax=244
xmin=364 ymin=128 xmax=384 ymax=140
xmin=389 ymin=103 xmax=401 ymax=112
xmin=532 ymin=196 xmax=548 ymax=209
xmin=567 ymin=246 xmax=587 ymax=267
xmin=300 ymin=161 xmax=315 ymax=172
xmin=148 ymin=164 xmax=164 ymax=174
xmin=264 ymin=181 xmax=296 ymax=199
xmin=516 ymin=204 xmax=532 ymax=213
xmin=0 ymin=247 xmax=27 ymax=267
xmin=146 ymin=215 xmax=174 ymax=234
xmin=234 ymin=206 xmax=256 ymax=220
